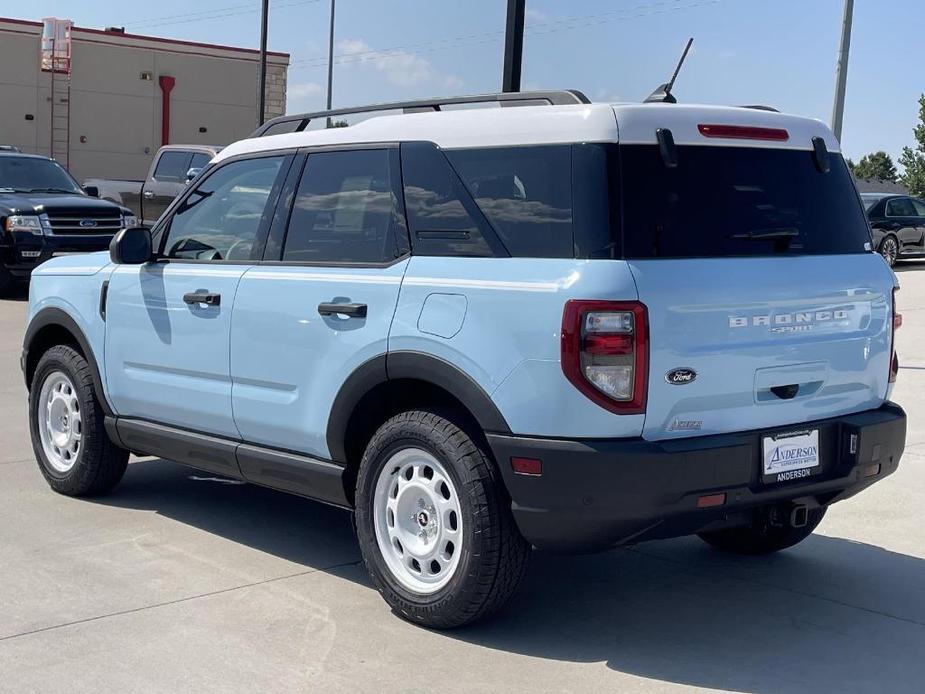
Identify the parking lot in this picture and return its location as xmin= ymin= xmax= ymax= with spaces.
xmin=0 ymin=265 xmax=923 ymax=693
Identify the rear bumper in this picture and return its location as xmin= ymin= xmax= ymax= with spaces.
xmin=488 ymin=402 xmax=906 ymax=553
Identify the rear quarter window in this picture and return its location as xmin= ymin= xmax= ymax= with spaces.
xmin=446 ymin=146 xmax=574 ymax=258
xmin=620 ymin=145 xmax=872 ymax=258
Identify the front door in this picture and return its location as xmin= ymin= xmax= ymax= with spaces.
xmin=230 ymin=146 xmax=409 ymax=459
xmin=105 ymin=152 xmax=290 ymax=438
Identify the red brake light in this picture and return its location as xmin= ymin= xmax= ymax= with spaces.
xmin=561 ymin=300 xmax=648 ymax=414
xmin=698 ymin=124 xmax=790 ymax=141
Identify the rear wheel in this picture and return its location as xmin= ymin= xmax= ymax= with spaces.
xmin=698 ymin=506 xmax=826 ymax=555
xmin=355 ymin=410 xmax=530 ymax=629
xmin=879 ymin=235 xmax=899 ymax=267
xmin=29 ymin=345 xmax=128 ymax=496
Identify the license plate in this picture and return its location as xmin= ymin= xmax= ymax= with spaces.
xmin=762 ymin=429 xmax=820 ymax=483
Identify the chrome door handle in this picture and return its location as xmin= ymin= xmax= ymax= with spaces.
xmin=143 ymin=191 xmax=155 ymax=199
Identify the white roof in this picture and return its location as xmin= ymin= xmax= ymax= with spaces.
xmin=215 ymin=102 xmax=839 ymax=163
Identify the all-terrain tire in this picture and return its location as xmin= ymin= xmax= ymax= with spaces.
xmin=29 ymin=344 xmax=129 ymax=496
xmin=355 ymin=410 xmax=530 ymax=629
xmin=698 ymin=506 xmax=826 ymax=555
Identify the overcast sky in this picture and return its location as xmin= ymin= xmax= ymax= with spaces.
xmin=10 ymin=0 xmax=924 ymax=166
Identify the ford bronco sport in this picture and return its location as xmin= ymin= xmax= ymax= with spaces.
xmin=22 ymin=90 xmax=906 ymax=628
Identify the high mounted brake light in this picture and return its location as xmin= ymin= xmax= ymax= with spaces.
xmin=697 ymin=124 xmax=790 ymax=141
xmin=561 ymin=300 xmax=648 ymax=414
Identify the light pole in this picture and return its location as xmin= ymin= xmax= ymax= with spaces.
xmin=325 ymin=0 xmax=336 ymax=126
xmin=502 ymin=0 xmax=524 ymax=92
xmin=258 ymin=0 xmax=269 ymax=125
xmin=831 ymin=0 xmax=854 ymax=142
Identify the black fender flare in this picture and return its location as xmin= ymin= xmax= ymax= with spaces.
xmin=326 ymin=351 xmax=511 ymax=464
xmin=23 ymin=307 xmax=113 ymax=416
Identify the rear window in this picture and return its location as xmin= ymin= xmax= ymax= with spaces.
xmin=620 ymin=145 xmax=872 ymax=258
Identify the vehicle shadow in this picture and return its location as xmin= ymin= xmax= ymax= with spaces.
xmin=893 ymin=258 xmax=925 ymax=273
xmin=100 ymin=458 xmax=925 ymax=692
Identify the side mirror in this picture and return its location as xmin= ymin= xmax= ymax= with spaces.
xmin=185 ymin=167 xmax=203 ymax=184
xmin=110 ymin=227 xmax=152 ymax=265
xmin=84 ymin=185 xmax=100 ymax=198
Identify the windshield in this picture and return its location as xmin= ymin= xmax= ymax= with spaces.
xmin=619 ymin=145 xmax=872 ymax=258
xmin=0 ymin=156 xmax=83 ymax=194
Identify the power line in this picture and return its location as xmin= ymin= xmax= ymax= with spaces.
xmin=287 ymin=0 xmax=719 ymax=72
xmin=124 ymin=0 xmax=321 ymax=30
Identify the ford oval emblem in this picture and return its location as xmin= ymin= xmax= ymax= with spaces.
xmin=79 ymin=219 xmax=98 ymax=228
xmin=666 ymin=368 xmax=697 ymax=385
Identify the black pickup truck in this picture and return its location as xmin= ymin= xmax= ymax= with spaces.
xmin=0 ymin=152 xmax=135 ymax=295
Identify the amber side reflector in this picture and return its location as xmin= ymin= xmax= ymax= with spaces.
xmin=697 ymin=493 xmax=727 ymax=508
xmin=697 ymin=124 xmax=790 ymax=141
xmin=511 ymin=457 xmax=542 ymax=476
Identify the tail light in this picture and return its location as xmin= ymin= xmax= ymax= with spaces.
xmin=890 ymin=287 xmax=901 ymax=384
xmin=561 ymin=300 xmax=648 ymax=414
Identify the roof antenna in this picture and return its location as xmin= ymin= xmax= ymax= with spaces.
xmin=644 ymin=37 xmax=693 ymax=104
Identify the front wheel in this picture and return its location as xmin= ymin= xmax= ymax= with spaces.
xmin=355 ymin=410 xmax=530 ymax=629
xmin=29 ymin=345 xmax=129 ymax=496
xmin=879 ymin=236 xmax=899 ymax=267
xmin=698 ymin=506 xmax=826 ymax=555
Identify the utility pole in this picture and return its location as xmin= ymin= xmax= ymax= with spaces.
xmin=258 ymin=0 xmax=269 ymax=125
xmin=502 ymin=0 xmax=525 ymax=92
xmin=325 ymin=0 xmax=336 ymax=127
xmin=831 ymin=0 xmax=854 ymax=142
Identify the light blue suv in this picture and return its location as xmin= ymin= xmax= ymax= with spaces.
xmin=22 ymin=91 xmax=907 ymax=628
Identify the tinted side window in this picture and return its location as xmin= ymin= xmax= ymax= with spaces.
xmin=887 ymin=198 xmax=916 ymax=216
xmin=912 ymin=199 xmax=925 ymax=216
xmin=189 ymin=152 xmax=212 ymax=169
xmin=282 ymin=149 xmax=402 ymax=263
xmin=400 ymin=142 xmax=496 ymax=257
xmin=162 ymin=156 xmax=285 ymax=261
xmin=153 ymin=151 xmax=193 ymax=182
xmin=446 ymin=146 xmax=573 ymax=258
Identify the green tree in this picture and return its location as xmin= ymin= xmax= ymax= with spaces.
xmin=845 ymin=157 xmax=856 ymax=174
xmin=852 ymin=151 xmax=898 ymax=182
xmin=900 ymin=94 xmax=925 ymax=197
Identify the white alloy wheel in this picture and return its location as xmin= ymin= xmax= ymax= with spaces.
xmin=372 ymin=447 xmax=463 ymax=594
xmin=38 ymin=371 xmax=82 ymax=473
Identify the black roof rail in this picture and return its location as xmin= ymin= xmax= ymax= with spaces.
xmin=250 ymin=89 xmax=591 ymax=138
xmin=738 ymin=104 xmax=780 ymax=112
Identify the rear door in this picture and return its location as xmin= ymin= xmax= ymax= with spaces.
xmin=885 ymin=197 xmax=920 ymax=250
xmin=616 ymin=143 xmax=895 ymax=441
xmin=910 ymin=198 xmax=925 ymax=250
xmin=230 ymin=146 xmax=409 ymax=459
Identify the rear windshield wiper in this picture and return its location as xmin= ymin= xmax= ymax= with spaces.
xmin=729 ymin=228 xmax=800 ymax=241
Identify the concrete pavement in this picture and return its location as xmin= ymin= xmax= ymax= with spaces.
xmin=1 ymin=265 xmax=924 ymax=693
